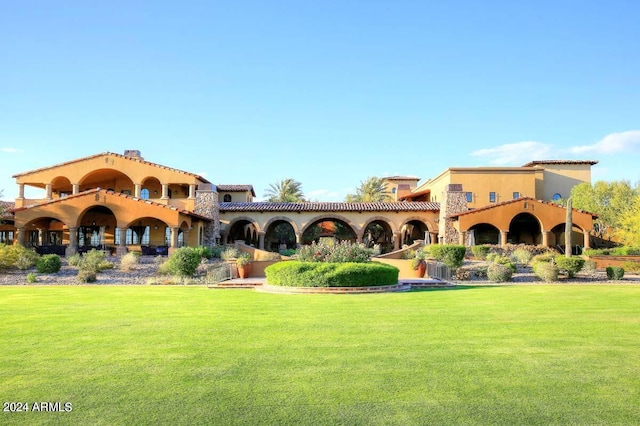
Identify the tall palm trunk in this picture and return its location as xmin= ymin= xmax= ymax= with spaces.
xmin=565 ymin=197 xmax=573 ymax=258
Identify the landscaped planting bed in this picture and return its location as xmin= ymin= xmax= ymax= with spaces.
xmin=1 ymin=286 xmax=639 ymax=425
xmin=264 ymin=261 xmax=399 ymax=287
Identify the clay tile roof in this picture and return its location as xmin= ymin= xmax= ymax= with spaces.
xmin=10 ymin=189 xmax=212 ymax=221
xmin=448 ymin=196 xmax=598 ymax=218
xmin=384 ymin=176 xmax=420 ymax=181
xmin=220 ymin=201 xmax=440 ymax=213
xmin=216 ymin=185 xmax=256 ymax=196
xmin=522 ymin=160 xmax=599 ymax=167
xmin=11 ymin=152 xmax=211 ymax=183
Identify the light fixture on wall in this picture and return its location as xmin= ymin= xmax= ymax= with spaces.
xmin=92 ymin=221 xmax=96 ymax=226
xmin=154 ymin=225 xmax=159 ymax=230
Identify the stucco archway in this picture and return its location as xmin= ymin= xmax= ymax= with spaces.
xmin=468 ymin=223 xmax=500 ymax=245
xmin=508 ymin=213 xmax=542 ymax=245
xmin=302 ymin=218 xmax=357 ymax=245
xmin=362 ymin=219 xmax=394 ymax=254
xmin=264 ymin=219 xmax=297 ymax=252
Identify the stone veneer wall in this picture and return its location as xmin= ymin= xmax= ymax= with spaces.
xmin=195 ymin=185 xmax=221 ymax=247
xmin=438 ymin=185 xmax=468 ymax=244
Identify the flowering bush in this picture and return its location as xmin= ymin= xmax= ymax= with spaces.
xmin=296 ymin=241 xmax=372 ymax=263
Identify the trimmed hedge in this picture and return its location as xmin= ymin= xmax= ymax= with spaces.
xmin=36 ymin=254 xmax=62 ymax=273
xmin=606 ymin=266 xmax=625 ymax=280
xmin=471 ymin=245 xmax=491 ymax=260
xmin=429 ymin=244 xmax=466 ymax=268
xmin=554 ymin=256 xmax=585 ymax=278
xmin=265 ymin=261 xmax=399 ymax=287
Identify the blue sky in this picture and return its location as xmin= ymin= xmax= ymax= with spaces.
xmin=1 ymin=1 xmax=639 ymax=201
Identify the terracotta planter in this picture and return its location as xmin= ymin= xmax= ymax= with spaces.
xmin=237 ymin=264 xmax=252 ymax=279
xmin=414 ymin=261 xmax=427 ymax=278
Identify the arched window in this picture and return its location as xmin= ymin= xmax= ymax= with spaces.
xmin=553 ymin=193 xmax=562 ymax=201
xmin=141 ymin=188 xmax=150 ymax=200
xmin=223 ymin=194 xmax=232 ymax=202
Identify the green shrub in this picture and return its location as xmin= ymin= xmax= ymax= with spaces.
xmin=486 ymin=252 xmax=498 ymax=263
xmin=297 ymin=241 xmax=372 ymax=263
xmin=77 ymin=269 xmax=97 ymax=283
xmin=622 ymin=261 xmax=640 ymax=274
xmin=192 ymin=246 xmax=213 ymax=260
xmin=533 ymin=262 xmax=559 ymax=282
xmin=531 ymin=254 xmax=554 ymax=266
xmin=554 ymin=256 xmax=585 ymax=278
xmin=80 ymin=249 xmax=114 ymax=272
xmin=26 ymin=272 xmax=37 ymax=283
xmin=120 ymin=252 xmax=140 ymax=271
xmin=487 ymin=263 xmax=513 ymax=282
xmin=581 ymin=260 xmax=598 ymax=277
xmin=279 ymin=248 xmax=297 ymax=257
xmin=584 ymin=247 xmax=640 ymax=256
xmin=265 ymin=261 xmax=399 ymax=287
xmin=0 ymin=244 xmax=40 ymax=271
xmin=209 ymin=246 xmax=225 ymax=259
xmin=606 ymin=266 xmax=625 ymax=280
xmin=493 ymin=256 xmax=517 ymax=273
xmin=429 ymin=244 xmax=466 ymax=268
xmin=454 ymin=265 xmax=488 ymax=280
xmin=471 ymin=245 xmax=491 ymax=260
xmin=163 ymin=247 xmax=202 ymax=277
xmin=511 ymin=248 xmax=533 ymax=266
xmin=67 ymin=253 xmax=83 ymax=267
xmin=401 ymin=249 xmax=417 ymax=259
xmin=36 ymin=254 xmax=62 ymax=273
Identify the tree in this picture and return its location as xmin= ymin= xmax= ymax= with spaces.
xmin=345 ymin=177 xmax=392 ymax=202
xmin=570 ymin=180 xmax=639 ymax=240
xmin=616 ymin=194 xmax=640 ymax=246
xmin=264 ymin=179 xmax=305 ymax=202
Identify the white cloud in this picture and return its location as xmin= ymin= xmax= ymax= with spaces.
xmin=570 ymin=130 xmax=640 ymax=155
xmin=307 ymin=189 xmax=341 ymax=201
xmin=471 ymin=141 xmax=554 ymax=166
xmin=1 ymin=147 xmax=23 ymax=153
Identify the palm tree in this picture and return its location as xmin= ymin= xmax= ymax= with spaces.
xmin=345 ymin=177 xmax=392 ymax=202
xmin=264 ymin=179 xmax=305 ymax=202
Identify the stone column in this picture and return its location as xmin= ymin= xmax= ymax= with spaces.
xmin=45 ymin=184 xmax=52 ymax=200
xmin=393 ymin=232 xmax=402 ymax=251
xmin=38 ymin=229 xmax=44 ymax=246
xmin=16 ymin=228 xmax=25 ymax=246
xmin=17 ymin=183 xmax=25 ymax=199
xmin=116 ymin=228 xmax=127 ymax=257
xmin=541 ymin=231 xmax=550 ymax=247
xmin=161 ymin=184 xmax=169 ymax=200
xmin=170 ymin=227 xmax=179 ymax=248
xmin=295 ymin=232 xmax=303 ymax=248
xmin=66 ymin=227 xmax=78 ymax=256
xmin=458 ymin=231 xmax=467 ymax=246
xmin=258 ymin=232 xmax=265 ymax=250
xmin=72 ymin=184 xmax=80 ymax=195
xmin=134 ymin=184 xmax=141 ymax=198
xmin=188 ymin=184 xmax=196 ymax=199
xmin=583 ymin=230 xmax=591 ymax=250
xmin=500 ymin=230 xmax=508 ymax=247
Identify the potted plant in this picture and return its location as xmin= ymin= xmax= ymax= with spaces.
xmin=236 ymin=253 xmax=253 ymax=279
xmin=411 ymin=251 xmax=427 ymax=278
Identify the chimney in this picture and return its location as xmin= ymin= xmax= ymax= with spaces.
xmin=123 ymin=150 xmax=143 ymax=160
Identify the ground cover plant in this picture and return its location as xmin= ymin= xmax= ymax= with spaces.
xmin=1 ymin=286 xmax=639 ymax=425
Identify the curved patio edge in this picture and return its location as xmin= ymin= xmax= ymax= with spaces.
xmin=256 ymin=283 xmax=412 ymax=294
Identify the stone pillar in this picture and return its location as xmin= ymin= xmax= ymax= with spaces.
xmin=295 ymin=232 xmax=303 ymax=248
xmin=170 ymin=227 xmax=179 ymax=248
xmin=542 ymin=231 xmax=550 ymax=247
xmin=500 ymin=230 xmax=508 ymax=247
xmin=438 ymin=184 xmax=468 ymax=244
xmin=393 ymin=232 xmax=402 ymax=251
xmin=134 ymin=184 xmax=141 ymax=198
xmin=72 ymin=184 xmax=80 ymax=195
xmin=222 ymin=233 xmax=228 ymax=245
xmin=188 ymin=184 xmax=196 ymax=199
xmin=66 ymin=227 xmax=78 ymax=256
xmin=258 ymin=232 xmax=265 ymax=250
xmin=429 ymin=231 xmax=438 ymax=245
xmin=583 ymin=230 xmax=591 ymax=250
xmin=116 ymin=228 xmax=127 ymax=257
xmin=161 ymin=184 xmax=169 ymax=200
xmin=17 ymin=183 xmax=25 ymax=199
xmin=38 ymin=229 xmax=44 ymax=246
xmin=45 ymin=184 xmax=52 ymax=200
xmin=458 ymin=231 xmax=467 ymax=246
xmin=16 ymin=228 xmax=25 ymax=246
xmin=194 ymin=184 xmax=220 ymax=247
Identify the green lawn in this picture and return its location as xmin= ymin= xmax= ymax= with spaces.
xmin=1 ymin=285 xmax=639 ymax=425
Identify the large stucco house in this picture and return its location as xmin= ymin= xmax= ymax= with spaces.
xmin=1 ymin=151 xmax=597 ymax=256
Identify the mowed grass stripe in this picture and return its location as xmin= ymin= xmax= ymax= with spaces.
xmin=0 ymin=286 xmax=639 ymax=425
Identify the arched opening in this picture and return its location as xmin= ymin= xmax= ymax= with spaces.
xmin=508 ymin=213 xmax=542 ymax=245
xmin=51 ymin=176 xmax=72 ymax=198
xmin=142 ymin=177 xmax=162 ymax=199
xmin=22 ymin=217 xmax=69 ymax=255
xmin=302 ymin=219 xmax=356 ymax=245
xmin=117 ymin=217 xmax=170 ymax=255
xmin=400 ymin=220 xmax=428 ymax=246
xmin=79 ymin=169 xmax=134 ymax=194
xmin=265 ymin=220 xmax=296 ymax=252
xmin=227 ymin=220 xmax=259 ymax=246
xmin=468 ymin=223 xmax=500 ymax=245
xmin=77 ymin=206 xmax=118 ymax=253
xmin=550 ymin=223 xmax=585 ymax=255
xmin=363 ymin=220 xmax=394 ymax=254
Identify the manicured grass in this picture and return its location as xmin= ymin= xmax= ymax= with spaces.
xmin=1 ymin=285 xmax=639 ymax=425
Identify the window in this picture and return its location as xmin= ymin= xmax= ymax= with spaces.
xmin=391 ymin=187 xmax=397 ymax=194
xmin=553 ymin=193 xmax=562 ymax=201
xmin=465 ymin=192 xmax=473 ymax=202
xmin=223 ymin=194 xmax=232 ymax=202
xmin=513 ymin=192 xmax=520 ymax=199
xmin=141 ymin=188 xmax=150 ymax=199
xmin=489 ymin=192 xmax=496 ymax=203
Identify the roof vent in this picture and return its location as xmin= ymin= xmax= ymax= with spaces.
xmin=124 ymin=150 xmax=143 ymax=160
